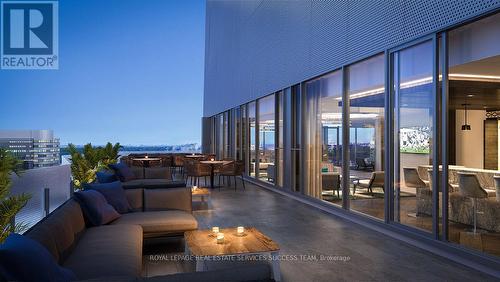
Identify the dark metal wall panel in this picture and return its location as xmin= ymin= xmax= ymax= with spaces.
xmin=204 ymin=0 xmax=500 ymax=117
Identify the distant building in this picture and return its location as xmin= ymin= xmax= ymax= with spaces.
xmin=0 ymin=130 xmax=60 ymax=169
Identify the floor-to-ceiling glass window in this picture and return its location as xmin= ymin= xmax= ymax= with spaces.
xmin=258 ymin=94 xmax=276 ymax=183
xmin=445 ymin=12 xmax=500 ymax=257
xmin=248 ymin=102 xmax=257 ymax=177
xmin=392 ymin=40 xmax=435 ymax=233
xmin=277 ymin=91 xmax=284 ymax=187
xmin=235 ymin=107 xmax=241 ymax=160
xmin=304 ymin=70 xmax=343 ymax=205
xmin=241 ymin=104 xmax=247 ymax=166
xmin=347 ymin=54 xmax=385 ymax=220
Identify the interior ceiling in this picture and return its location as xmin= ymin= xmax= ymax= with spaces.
xmin=450 ymin=55 xmax=500 ymax=111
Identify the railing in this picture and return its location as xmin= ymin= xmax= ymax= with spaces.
xmin=10 ymin=164 xmax=71 ymax=230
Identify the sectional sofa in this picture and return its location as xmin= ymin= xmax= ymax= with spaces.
xmin=21 ymin=187 xmax=272 ymax=281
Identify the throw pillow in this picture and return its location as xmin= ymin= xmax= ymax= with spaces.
xmin=83 ymin=181 xmax=131 ymax=213
xmin=109 ymin=163 xmax=136 ymax=182
xmin=0 ymin=233 xmax=77 ymax=282
xmin=95 ymin=171 xmax=118 ymax=183
xmin=74 ymin=190 xmax=121 ymax=226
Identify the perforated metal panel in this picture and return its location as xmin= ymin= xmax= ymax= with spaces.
xmin=204 ymin=0 xmax=500 ymax=117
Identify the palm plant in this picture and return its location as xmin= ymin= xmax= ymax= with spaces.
xmin=0 ymin=149 xmax=31 ymax=243
xmin=68 ymin=142 xmax=122 ymax=189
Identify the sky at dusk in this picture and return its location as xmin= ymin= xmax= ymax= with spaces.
xmin=0 ymin=0 xmax=205 ymax=146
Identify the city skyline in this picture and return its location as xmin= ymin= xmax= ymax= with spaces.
xmin=0 ymin=0 xmax=205 ymax=145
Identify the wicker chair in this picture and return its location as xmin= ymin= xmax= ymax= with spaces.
xmin=172 ymin=155 xmax=185 ymax=176
xmin=185 ymin=160 xmax=211 ymax=186
xmin=219 ymin=160 xmax=246 ymax=190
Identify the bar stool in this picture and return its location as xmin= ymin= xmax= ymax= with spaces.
xmin=457 ymin=172 xmax=488 ymax=233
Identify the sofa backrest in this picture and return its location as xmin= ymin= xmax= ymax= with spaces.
xmin=125 ymin=188 xmax=143 ymax=212
xmin=25 ymin=199 xmax=86 ymax=263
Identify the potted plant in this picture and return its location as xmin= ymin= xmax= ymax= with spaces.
xmin=0 ymin=149 xmax=31 ymax=243
xmin=68 ymin=142 xmax=122 ymax=190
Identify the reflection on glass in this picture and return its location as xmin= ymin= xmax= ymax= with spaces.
xmin=258 ymin=94 xmax=276 ymax=183
xmin=446 ymin=13 xmax=500 ymax=257
xmin=304 ymin=70 xmax=343 ymax=205
xmin=348 ymin=54 xmax=385 ymax=220
xmin=393 ymin=41 xmax=434 ymax=233
xmin=248 ymin=102 xmax=256 ymax=177
xmin=277 ymin=91 xmax=284 ymax=187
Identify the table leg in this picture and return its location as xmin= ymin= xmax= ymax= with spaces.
xmin=271 ymin=251 xmax=281 ymax=281
xmin=210 ymin=166 xmax=215 ymax=189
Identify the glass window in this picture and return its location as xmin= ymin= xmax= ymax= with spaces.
xmin=392 ymin=40 xmax=435 ymax=233
xmin=248 ymin=102 xmax=257 ymax=177
xmin=446 ymin=12 xmax=500 ymax=257
xmin=277 ymin=91 xmax=284 ymax=187
xmin=304 ymin=70 xmax=343 ymax=205
xmin=258 ymin=94 xmax=276 ymax=183
xmin=347 ymin=54 xmax=385 ymax=220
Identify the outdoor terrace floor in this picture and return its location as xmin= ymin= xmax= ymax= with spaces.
xmin=143 ymin=179 xmax=497 ymax=281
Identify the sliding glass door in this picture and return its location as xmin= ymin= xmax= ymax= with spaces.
xmin=391 ymin=39 xmax=436 ymax=233
xmin=347 ymin=54 xmax=385 ymax=220
xmin=303 ymin=70 xmax=343 ymax=205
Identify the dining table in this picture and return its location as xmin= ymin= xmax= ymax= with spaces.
xmin=132 ymin=157 xmax=161 ymax=178
xmin=199 ymin=160 xmax=232 ymax=188
xmin=185 ymin=154 xmax=206 ymax=160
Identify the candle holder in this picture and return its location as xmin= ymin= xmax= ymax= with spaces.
xmin=216 ymin=233 xmax=224 ymax=244
xmin=211 ymin=226 xmax=219 ymax=236
xmin=236 ymin=226 xmax=246 ymax=236
xmin=210 ymin=158 xmax=215 ymax=161
xmin=192 ymin=185 xmax=198 ymax=191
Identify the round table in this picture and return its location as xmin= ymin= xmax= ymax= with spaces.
xmin=200 ymin=160 xmax=232 ymax=188
xmin=132 ymin=157 xmax=161 ymax=178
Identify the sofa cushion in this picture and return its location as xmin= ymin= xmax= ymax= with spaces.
xmin=145 ymin=167 xmax=172 ymax=180
xmin=121 ymin=179 xmax=186 ymax=189
xmin=110 ymin=163 xmax=137 ymax=182
xmin=125 ymin=189 xmax=143 ymax=212
xmin=131 ymin=166 xmax=144 ymax=179
xmin=26 ymin=199 xmax=86 ymax=263
xmin=144 ymin=188 xmax=192 ymax=213
xmin=85 ymin=181 xmax=132 ymax=214
xmin=75 ymin=190 xmax=121 ymax=226
xmin=0 ymin=234 xmax=77 ymax=282
xmin=96 ymin=171 xmax=118 ymax=183
xmin=111 ymin=211 xmax=198 ymax=236
xmin=145 ymin=263 xmax=272 ymax=282
xmin=63 ymin=225 xmax=143 ymax=280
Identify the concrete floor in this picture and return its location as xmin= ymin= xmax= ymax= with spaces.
xmin=144 ymin=180 xmax=497 ymax=281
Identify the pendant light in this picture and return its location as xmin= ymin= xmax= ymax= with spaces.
xmin=461 ymin=102 xmax=471 ymax=131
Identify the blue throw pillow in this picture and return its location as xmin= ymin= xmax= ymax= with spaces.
xmin=74 ymin=190 xmax=121 ymax=226
xmin=0 ymin=233 xmax=77 ymax=282
xmin=109 ymin=163 xmax=136 ymax=182
xmin=83 ymin=181 xmax=131 ymax=213
xmin=95 ymin=171 xmax=118 ymax=183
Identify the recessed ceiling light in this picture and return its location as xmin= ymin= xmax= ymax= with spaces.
xmin=467 ymin=94 xmax=475 ymax=97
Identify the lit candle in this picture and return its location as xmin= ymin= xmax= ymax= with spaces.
xmin=237 ymin=226 xmax=245 ymax=235
xmin=216 ymin=233 xmax=224 ymax=244
xmin=193 ymin=185 xmax=197 ymax=190
xmin=212 ymin=226 xmax=219 ymax=234
xmin=210 ymin=158 xmax=215 ymax=161
xmin=145 ymin=155 xmax=149 ymax=159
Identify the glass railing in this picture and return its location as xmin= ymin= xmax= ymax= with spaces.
xmin=10 ymin=164 xmax=72 ymax=230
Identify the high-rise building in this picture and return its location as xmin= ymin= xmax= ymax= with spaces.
xmin=0 ymin=130 xmax=60 ymax=169
xmin=202 ymin=1 xmax=500 ymax=274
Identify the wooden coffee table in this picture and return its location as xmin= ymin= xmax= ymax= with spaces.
xmin=191 ymin=187 xmax=210 ymax=203
xmin=184 ymin=227 xmax=281 ymax=281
